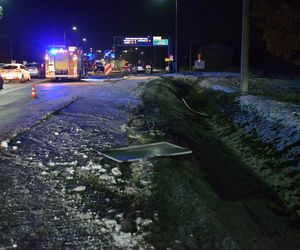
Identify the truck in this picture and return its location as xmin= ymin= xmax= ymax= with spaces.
xmin=45 ymin=46 xmax=82 ymax=80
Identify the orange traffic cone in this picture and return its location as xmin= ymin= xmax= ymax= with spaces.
xmin=31 ymin=85 xmax=37 ymax=98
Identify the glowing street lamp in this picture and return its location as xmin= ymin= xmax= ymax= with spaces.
xmin=82 ymin=38 xmax=87 ymax=42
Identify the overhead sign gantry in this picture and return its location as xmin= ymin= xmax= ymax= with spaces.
xmin=114 ymin=36 xmax=170 ymax=49
xmin=113 ymin=36 xmax=172 ymax=69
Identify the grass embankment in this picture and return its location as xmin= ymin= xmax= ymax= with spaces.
xmin=136 ymin=77 xmax=299 ymax=249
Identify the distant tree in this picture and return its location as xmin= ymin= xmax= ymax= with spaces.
xmin=252 ymin=0 xmax=300 ymax=61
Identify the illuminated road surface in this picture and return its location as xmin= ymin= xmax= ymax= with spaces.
xmin=0 ymin=77 xmax=150 ymax=140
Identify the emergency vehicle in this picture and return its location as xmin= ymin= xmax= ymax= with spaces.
xmin=45 ymin=46 xmax=82 ymax=80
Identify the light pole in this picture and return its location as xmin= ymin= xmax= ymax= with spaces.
xmin=157 ymin=0 xmax=178 ymax=72
xmin=174 ymin=0 xmax=178 ymax=74
xmin=241 ymin=0 xmax=250 ymax=94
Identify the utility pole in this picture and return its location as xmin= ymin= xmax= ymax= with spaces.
xmin=0 ymin=6 xmax=3 ymax=20
xmin=241 ymin=0 xmax=250 ymax=94
xmin=174 ymin=0 xmax=178 ymax=74
xmin=63 ymin=31 xmax=66 ymax=46
xmin=189 ymin=40 xmax=192 ymax=72
xmin=9 ymin=35 xmax=13 ymax=61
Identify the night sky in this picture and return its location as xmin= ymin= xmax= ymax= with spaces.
xmin=1 ymin=0 xmax=243 ymax=64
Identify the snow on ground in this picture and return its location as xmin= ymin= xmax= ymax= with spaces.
xmin=233 ymin=95 xmax=300 ymax=167
xmin=0 ymin=78 xmax=157 ymax=249
xmin=175 ymin=73 xmax=300 ymax=167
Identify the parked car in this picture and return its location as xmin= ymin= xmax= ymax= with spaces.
xmin=26 ymin=62 xmax=43 ymax=78
xmin=0 ymin=74 xmax=3 ymax=90
xmin=130 ymin=65 xmax=145 ymax=74
xmin=130 ymin=60 xmax=146 ymax=74
xmin=0 ymin=63 xmax=31 ymax=83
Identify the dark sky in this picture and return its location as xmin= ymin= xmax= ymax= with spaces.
xmin=1 ymin=0 xmax=242 ymax=63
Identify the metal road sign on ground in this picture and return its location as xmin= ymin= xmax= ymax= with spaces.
xmin=101 ymin=142 xmax=192 ymax=162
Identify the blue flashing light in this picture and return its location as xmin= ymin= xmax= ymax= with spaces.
xmin=49 ymin=48 xmax=67 ymax=55
xmin=50 ymin=48 xmax=59 ymax=55
xmin=87 ymin=52 xmax=95 ymax=61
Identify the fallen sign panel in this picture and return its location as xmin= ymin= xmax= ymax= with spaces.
xmin=101 ymin=142 xmax=192 ymax=163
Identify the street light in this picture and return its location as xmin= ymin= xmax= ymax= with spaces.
xmin=72 ymin=26 xmax=77 ymax=31
xmin=82 ymin=38 xmax=87 ymax=42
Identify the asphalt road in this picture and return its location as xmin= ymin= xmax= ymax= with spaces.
xmin=0 ymin=77 xmax=136 ymax=140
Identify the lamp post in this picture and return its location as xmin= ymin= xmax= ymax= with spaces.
xmin=174 ymin=0 xmax=178 ymax=74
xmin=157 ymin=0 xmax=178 ymax=73
xmin=240 ymin=0 xmax=250 ymax=94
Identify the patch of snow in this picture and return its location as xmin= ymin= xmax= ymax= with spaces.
xmin=113 ymin=232 xmax=138 ymax=249
xmin=81 ymin=161 xmax=104 ymax=172
xmin=38 ymin=162 xmax=46 ymax=169
xmin=197 ymin=78 xmax=237 ymax=93
xmin=98 ymin=174 xmax=116 ymax=184
xmin=121 ymin=124 xmax=129 ymax=132
xmin=211 ymin=85 xmax=236 ymax=93
xmin=73 ymin=186 xmax=86 ymax=192
xmin=163 ymin=72 xmax=239 ymax=78
xmin=136 ymin=217 xmax=153 ymax=232
xmin=1 ymin=140 xmax=9 ymax=149
xmin=48 ymin=160 xmax=78 ymax=167
xmin=66 ymin=167 xmax=75 ymax=175
xmin=111 ymin=167 xmax=122 ymax=177
xmin=234 ymin=95 xmax=300 ymax=164
xmin=51 ymin=170 xmax=59 ymax=176
xmin=102 ymin=217 xmax=144 ymax=249
xmin=41 ymin=171 xmax=49 ymax=176
xmin=48 ymin=160 xmax=55 ymax=167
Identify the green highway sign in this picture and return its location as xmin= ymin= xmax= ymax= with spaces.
xmin=153 ymin=36 xmax=169 ymax=46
